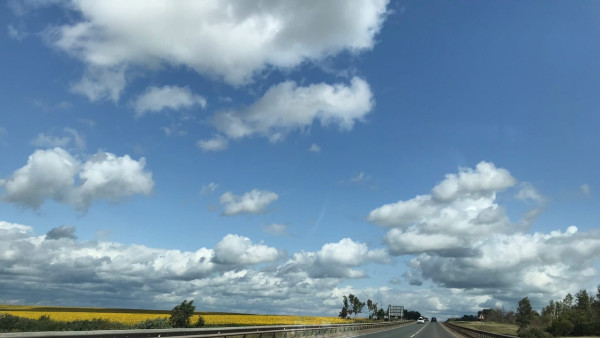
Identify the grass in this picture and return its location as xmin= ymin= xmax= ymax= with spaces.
xmin=450 ymin=321 xmax=518 ymax=336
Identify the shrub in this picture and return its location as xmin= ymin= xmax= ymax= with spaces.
xmin=133 ymin=317 xmax=172 ymax=329
xmin=547 ymin=318 xmax=573 ymax=336
xmin=65 ymin=318 xmax=128 ymax=331
xmin=517 ymin=327 xmax=552 ymax=338
xmin=169 ymin=300 xmax=196 ymax=328
xmin=194 ymin=316 xmax=205 ymax=327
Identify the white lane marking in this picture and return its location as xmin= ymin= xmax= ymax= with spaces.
xmin=410 ymin=323 xmax=427 ymax=337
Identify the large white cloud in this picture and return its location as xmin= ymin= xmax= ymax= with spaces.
xmin=366 ymin=161 xmax=600 ymax=311
xmin=0 ymin=147 xmax=153 ymax=211
xmin=45 ymin=0 xmax=389 ymax=100
xmin=212 ymin=77 xmax=373 ymax=142
xmin=278 ymin=238 xmax=390 ymax=279
xmin=213 ymin=234 xmax=281 ymax=265
xmin=0 ymin=221 xmax=389 ymax=315
xmin=219 ymin=189 xmax=278 ymax=216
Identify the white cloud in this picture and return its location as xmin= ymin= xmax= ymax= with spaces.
xmin=30 ymin=128 xmax=86 ymax=151
xmin=45 ymin=0 xmax=389 ymax=97
xmin=70 ymin=66 xmax=126 ymax=102
xmin=368 ymin=161 xmax=517 ymax=230
xmin=263 ymin=223 xmax=289 ymax=236
xmin=76 ymin=151 xmax=154 ymax=210
xmin=200 ymin=182 xmax=218 ymax=194
xmin=197 ymin=135 xmax=229 ymax=152
xmin=213 ymin=234 xmax=280 ymax=265
xmin=0 ymin=221 xmax=390 ymax=315
xmin=133 ymin=85 xmax=207 ymax=116
xmin=0 ymin=147 xmax=153 ymax=211
xmin=515 ymin=182 xmax=545 ymax=204
xmin=219 ymin=189 xmax=278 ymax=216
xmin=213 ymin=77 xmax=373 ymax=142
xmin=279 ymin=238 xmax=390 ymax=279
xmin=308 ymin=144 xmax=321 ymax=153
xmin=431 ymin=161 xmax=516 ymax=202
xmin=408 ymin=226 xmax=600 ymax=298
xmin=366 ymin=161 xmax=600 ymax=311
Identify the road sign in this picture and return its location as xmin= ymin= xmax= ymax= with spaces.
xmin=388 ymin=305 xmax=404 ymax=321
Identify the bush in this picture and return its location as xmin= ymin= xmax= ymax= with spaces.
xmin=133 ymin=317 xmax=172 ymax=329
xmin=194 ymin=316 xmax=205 ymax=327
xmin=65 ymin=318 xmax=128 ymax=331
xmin=517 ymin=327 xmax=552 ymax=338
xmin=547 ymin=318 xmax=573 ymax=336
xmin=169 ymin=300 xmax=196 ymax=328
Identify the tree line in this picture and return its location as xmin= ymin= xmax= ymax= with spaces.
xmin=338 ymin=294 xmax=421 ymax=320
xmin=448 ymin=285 xmax=600 ymax=337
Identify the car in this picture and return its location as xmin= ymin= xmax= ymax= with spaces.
xmin=431 ymin=317 xmax=437 ymax=322
xmin=417 ymin=317 xmax=425 ymax=324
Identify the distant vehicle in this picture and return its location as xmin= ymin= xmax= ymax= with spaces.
xmin=431 ymin=317 xmax=437 ymax=322
xmin=417 ymin=317 xmax=425 ymax=324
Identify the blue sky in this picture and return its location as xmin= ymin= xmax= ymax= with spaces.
xmin=1 ymin=0 xmax=600 ymax=319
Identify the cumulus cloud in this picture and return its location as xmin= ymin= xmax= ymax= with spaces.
xmin=197 ymin=135 xmax=229 ymax=152
xmin=278 ymin=238 xmax=390 ymax=279
xmin=0 ymin=221 xmax=390 ymax=315
xmin=219 ymin=189 xmax=278 ymax=216
xmin=368 ymin=162 xmax=519 ymax=235
xmin=369 ymin=162 xmax=530 ymax=256
xmin=45 ymin=226 xmax=77 ymax=240
xmin=213 ymin=77 xmax=373 ymax=142
xmin=0 ymin=147 xmax=153 ymax=211
xmin=408 ymin=226 xmax=600 ymax=299
xmin=213 ymin=234 xmax=281 ymax=265
xmin=44 ymin=0 xmax=389 ymax=99
xmin=133 ymin=85 xmax=207 ymax=116
xmin=367 ymin=161 xmax=600 ymax=310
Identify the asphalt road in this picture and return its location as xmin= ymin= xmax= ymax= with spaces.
xmin=339 ymin=322 xmax=463 ymax=338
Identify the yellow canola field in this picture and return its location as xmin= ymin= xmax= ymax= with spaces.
xmin=1 ymin=311 xmax=347 ymax=326
xmin=0 ymin=311 xmax=168 ymax=325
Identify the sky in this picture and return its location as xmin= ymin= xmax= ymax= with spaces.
xmin=1 ymin=0 xmax=600 ymax=320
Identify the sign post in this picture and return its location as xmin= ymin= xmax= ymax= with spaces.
xmin=388 ymin=305 xmax=404 ymax=321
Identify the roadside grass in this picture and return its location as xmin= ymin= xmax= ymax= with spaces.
xmin=451 ymin=321 xmax=518 ymax=336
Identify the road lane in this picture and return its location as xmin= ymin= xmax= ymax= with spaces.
xmin=342 ymin=321 xmax=462 ymax=338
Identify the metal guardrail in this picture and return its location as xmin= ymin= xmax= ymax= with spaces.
xmin=443 ymin=322 xmax=517 ymax=338
xmin=0 ymin=321 xmax=412 ymax=338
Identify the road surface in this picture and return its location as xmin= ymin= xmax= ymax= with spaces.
xmin=337 ymin=322 xmax=463 ymax=338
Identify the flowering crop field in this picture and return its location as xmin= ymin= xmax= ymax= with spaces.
xmin=0 ymin=305 xmax=347 ymax=326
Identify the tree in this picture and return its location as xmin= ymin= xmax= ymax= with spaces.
xmin=339 ymin=296 xmax=350 ymax=319
xmin=367 ymin=299 xmax=378 ymax=319
xmin=170 ymin=300 xmax=196 ymax=328
xmin=348 ymin=294 xmax=365 ymax=318
xmin=516 ymin=297 xmax=533 ymax=329
xmin=376 ymin=308 xmax=386 ymax=320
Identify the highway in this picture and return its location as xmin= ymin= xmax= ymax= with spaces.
xmin=339 ymin=321 xmax=462 ymax=338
